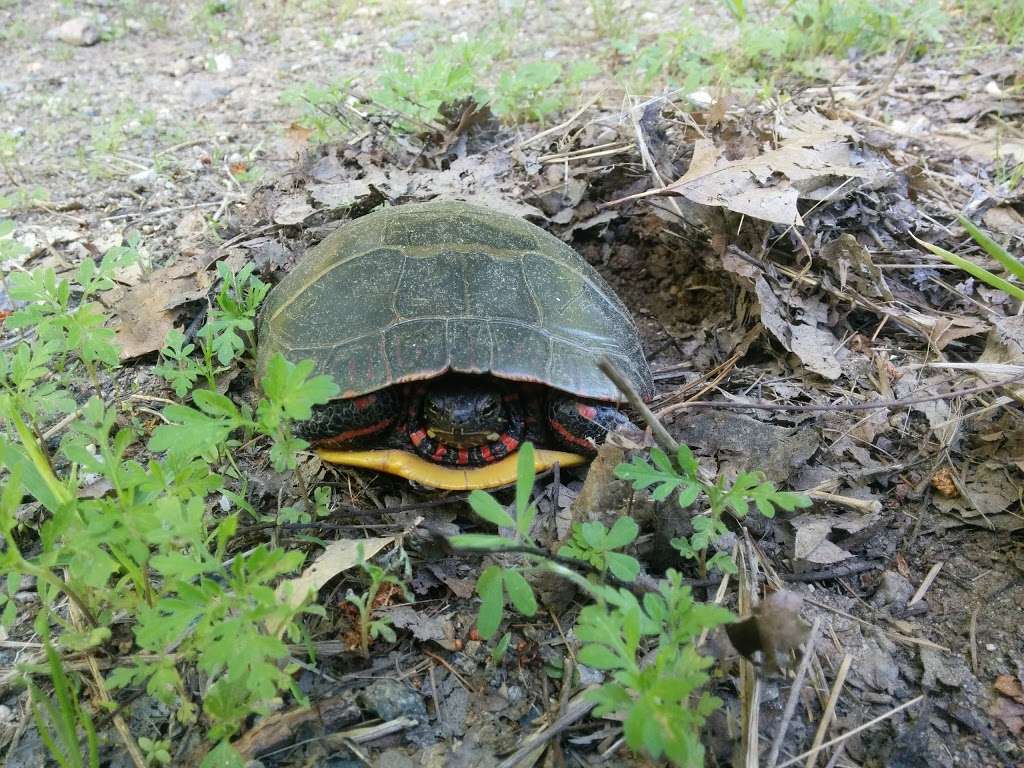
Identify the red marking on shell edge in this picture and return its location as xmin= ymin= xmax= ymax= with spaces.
xmin=409 ymin=429 xmax=426 ymax=447
xmin=354 ymin=395 xmax=375 ymax=411
xmin=500 ymin=433 xmax=519 ymax=452
xmin=550 ymin=418 xmax=594 ymax=451
xmin=458 ymin=447 xmax=470 ymax=465
xmin=480 ymin=445 xmax=493 ymax=463
xmin=577 ymin=403 xmax=598 ymax=420
xmin=320 ymin=418 xmax=393 ymax=446
xmin=432 ymin=444 xmax=448 ymax=460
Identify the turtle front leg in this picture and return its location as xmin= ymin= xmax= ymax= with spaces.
xmin=546 ymin=394 xmax=632 ymax=454
xmin=297 ymin=389 xmax=402 ymax=448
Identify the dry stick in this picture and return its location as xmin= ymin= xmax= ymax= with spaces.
xmin=908 ymin=561 xmax=944 ymax=606
xmin=969 ymin=607 xmax=980 ymax=676
xmin=739 ymin=542 xmax=761 ymax=768
xmin=802 ymin=596 xmax=949 ymax=652
xmin=65 ymin=590 xmax=147 ymax=768
xmin=329 ymin=715 xmax=418 ymax=745
xmin=658 ymin=371 xmax=1024 ymax=416
xmin=765 ymin=617 xmax=824 ymax=768
xmin=805 ymin=489 xmax=881 ymax=514
xmin=805 ymin=654 xmax=852 ymax=768
xmin=597 ymin=356 xmax=678 ymax=454
xmin=495 ymin=690 xmax=598 ymax=768
xmin=776 ymin=695 xmax=926 ymax=768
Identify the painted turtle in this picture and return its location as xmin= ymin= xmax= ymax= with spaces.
xmin=257 ymin=201 xmax=654 ymax=489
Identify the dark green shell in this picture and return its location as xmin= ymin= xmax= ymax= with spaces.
xmin=257 ymin=201 xmax=654 ymax=402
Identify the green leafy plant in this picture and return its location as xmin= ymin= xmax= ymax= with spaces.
xmin=453 ymin=444 xmax=741 ymax=767
xmin=26 ymin=639 xmax=100 ymax=768
xmin=280 ymin=80 xmax=360 ymax=143
xmin=197 ymin=262 xmax=269 ymax=368
xmin=718 ymin=0 xmax=748 ymax=22
xmin=279 ymin=484 xmax=331 ymax=525
xmin=149 ymin=353 xmax=339 ymax=472
xmin=345 ymin=548 xmax=412 ymax=657
xmin=371 ymin=41 xmax=493 ymax=131
xmin=5 ymin=236 xmax=138 ymax=378
xmin=153 ymin=329 xmax=202 ymax=398
xmin=578 ymin=572 xmax=733 ymax=767
xmin=137 ymin=736 xmax=172 ymax=766
xmin=0 ymin=218 xmax=29 ymax=265
xmin=558 ymin=517 xmax=640 ymax=582
xmin=491 ymin=60 xmax=599 ymax=123
xmin=1 ymin=362 xmax=328 ymax=749
xmin=450 ymin=442 xmax=541 ymax=638
xmin=490 ymin=631 xmax=512 ymax=665
xmin=914 ymin=215 xmax=1024 ymax=301
xmin=617 ymin=445 xmax=810 ymax=576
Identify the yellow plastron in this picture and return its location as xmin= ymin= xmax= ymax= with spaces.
xmin=316 ymin=448 xmax=588 ymax=490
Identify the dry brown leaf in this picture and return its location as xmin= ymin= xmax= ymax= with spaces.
xmin=901 ymin=310 xmax=989 ymax=351
xmin=724 ymin=590 xmax=810 ymax=674
xmin=821 ymin=234 xmax=893 ymax=300
xmin=791 ymin=514 xmax=854 ymax=565
xmin=276 ymin=535 xmax=396 ymax=613
xmin=934 ymin=125 xmax=1024 ymax=165
xmin=755 ymin=276 xmax=842 ymax=379
xmin=621 ymin=112 xmax=886 ymax=225
xmin=994 ymin=674 xmax=1024 ymax=703
xmin=983 ymin=206 xmax=1024 ymax=239
xmin=382 ymin=605 xmax=459 ymax=650
xmin=930 ymin=467 xmax=958 ymax=498
xmin=272 ymin=196 xmax=315 ymax=226
xmin=108 ymin=259 xmax=209 ymax=360
xmin=989 ymin=695 xmax=1024 ymax=735
xmin=932 ymin=461 xmax=1023 ymax=530
xmin=283 ymin=121 xmax=313 ymax=150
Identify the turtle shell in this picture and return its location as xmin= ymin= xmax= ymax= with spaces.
xmin=257 ymin=201 xmax=654 ymax=402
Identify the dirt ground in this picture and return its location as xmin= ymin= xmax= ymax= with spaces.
xmin=2 ymin=1 xmax=1024 ymax=767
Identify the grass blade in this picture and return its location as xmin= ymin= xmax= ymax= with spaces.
xmin=911 ymin=233 xmax=1024 ymax=302
xmin=958 ymin=215 xmax=1024 ymax=283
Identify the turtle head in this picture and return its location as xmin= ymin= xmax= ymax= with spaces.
xmin=422 ymin=378 xmax=508 ymax=448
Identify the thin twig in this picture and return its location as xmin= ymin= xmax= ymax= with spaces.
xmin=765 ymin=617 xmax=823 ymax=768
xmin=805 ymin=654 xmax=852 ymax=768
xmin=659 ymin=372 xmax=1024 ymax=415
xmin=776 ymin=695 xmax=926 ymax=768
xmin=597 ymin=355 xmax=678 ymax=454
xmin=329 ymin=715 xmax=418 ymax=745
xmin=495 ymin=689 xmax=598 ymax=768
xmin=908 ymin=562 xmax=943 ymax=606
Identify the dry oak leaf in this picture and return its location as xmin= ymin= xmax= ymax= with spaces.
xmin=108 ymin=258 xmax=210 ymax=360
xmin=618 ymin=112 xmax=886 ymax=226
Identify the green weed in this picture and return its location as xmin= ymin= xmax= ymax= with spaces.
xmin=281 ymin=80 xmax=360 ymax=143
xmin=450 ymin=442 xmax=747 ymax=767
xmin=914 ymin=215 xmax=1024 ymax=302
xmin=26 ymin=639 xmax=100 ymax=768
xmin=5 ymin=234 xmax=140 ymax=379
xmin=345 ymin=548 xmax=412 ymax=657
xmin=371 ymin=40 xmax=493 ymax=131
xmin=0 ymin=253 xmax=341 ymax=762
xmin=617 ymin=445 xmax=810 ymax=576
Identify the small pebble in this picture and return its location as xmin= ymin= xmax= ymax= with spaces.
xmin=48 ymin=17 xmax=101 ymax=47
